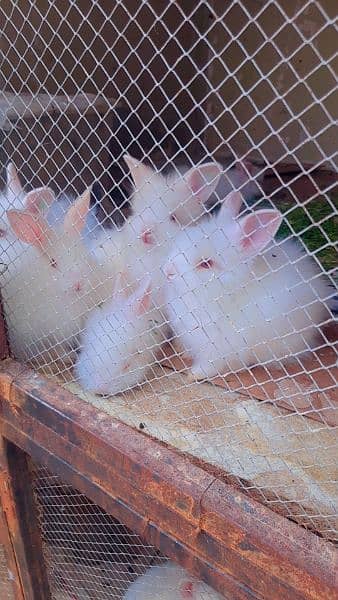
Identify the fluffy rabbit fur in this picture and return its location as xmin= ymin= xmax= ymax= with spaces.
xmin=75 ymin=275 xmax=169 ymax=395
xmin=0 ymin=163 xmax=57 ymax=266
xmin=164 ymin=192 xmax=332 ymax=380
xmin=123 ymin=561 xmax=223 ymax=599
xmin=2 ymin=187 xmax=113 ymax=368
xmin=90 ymin=155 xmax=223 ymax=301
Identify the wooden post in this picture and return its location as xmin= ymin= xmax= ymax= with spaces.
xmin=0 ymin=439 xmax=51 ymax=600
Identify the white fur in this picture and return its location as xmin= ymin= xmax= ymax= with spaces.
xmin=47 ymin=191 xmax=104 ymax=246
xmin=123 ymin=561 xmax=223 ymax=599
xmin=164 ymin=201 xmax=332 ymax=379
xmin=90 ymin=156 xmax=223 ymax=301
xmin=1 ymin=189 xmax=113 ymax=368
xmin=75 ymin=276 xmax=169 ymax=395
xmin=0 ymin=163 xmax=27 ymax=266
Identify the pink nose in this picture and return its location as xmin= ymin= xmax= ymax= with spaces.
xmin=73 ymin=281 xmax=82 ymax=293
xmin=164 ymin=263 xmax=176 ymax=280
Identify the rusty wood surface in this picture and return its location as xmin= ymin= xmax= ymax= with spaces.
xmin=0 ymin=437 xmax=52 ymax=600
xmin=0 ymin=299 xmax=9 ymax=362
xmin=0 ymin=359 xmax=336 ymax=600
xmin=0 ymin=501 xmax=24 ymax=599
xmin=163 ymin=334 xmax=338 ymax=428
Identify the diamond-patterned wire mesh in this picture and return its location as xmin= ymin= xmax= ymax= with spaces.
xmin=31 ymin=464 xmax=224 ymax=599
xmin=0 ymin=545 xmax=14 ymax=600
xmin=0 ymin=0 xmax=337 ymax=552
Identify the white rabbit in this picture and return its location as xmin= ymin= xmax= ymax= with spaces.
xmin=215 ymin=158 xmax=265 ymax=205
xmin=123 ymin=560 xmax=224 ymax=599
xmin=46 ymin=190 xmax=104 ymax=248
xmin=164 ymin=192 xmax=332 ymax=380
xmin=0 ymin=163 xmax=57 ymax=266
xmin=91 ymin=156 xmax=223 ymax=301
xmin=2 ymin=187 xmax=113 ymax=369
xmin=127 ymin=155 xmax=223 ymax=226
xmin=173 ymin=158 xmax=265 ymax=216
xmin=75 ymin=275 xmax=169 ymax=395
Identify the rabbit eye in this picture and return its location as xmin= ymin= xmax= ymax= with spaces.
xmin=197 ymin=258 xmax=214 ymax=270
xmin=49 ymin=258 xmax=58 ymax=269
xmin=170 ymin=213 xmax=178 ymax=223
xmin=0 ymin=228 xmax=7 ymax=238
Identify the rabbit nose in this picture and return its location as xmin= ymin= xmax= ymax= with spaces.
xmin=73 ymin=281 xmax=82 ymax=293
xmin=164 ymin=263 xmax=176 ymax=280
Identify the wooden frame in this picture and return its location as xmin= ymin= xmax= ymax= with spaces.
xmin=0 ymin=357 xmax=336 ymax=600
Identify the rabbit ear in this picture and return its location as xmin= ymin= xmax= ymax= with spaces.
xmin=63 ymin=186 xmax=91 ymax=236
xmin=131 ymin=276 xmax=152 ymax=316
xmin=236 ymin=210 xmax=282 ymax=256
xmin=218 ymin=191 xmax=243 ymax=220
xmin=113 ymin=271 xmax=130 ymax=299
xmin=6 ymin=163 xmax=23 ymax=203
xmin=124 ymin=155 xmax=154 ymax=191
xmin=183 ymin=162 xmax=222 ymax=205
xmin=24 ymin=187 xmax=56 ymax=214
xmin=7 ymin=209 xmax=52 ymax=250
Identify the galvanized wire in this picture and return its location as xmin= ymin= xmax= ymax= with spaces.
xmin=0 ymin=0 xmax=337 ymax=552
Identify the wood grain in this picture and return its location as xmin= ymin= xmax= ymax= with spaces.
xmin=0 ymin=359 xmax=336 ymax=600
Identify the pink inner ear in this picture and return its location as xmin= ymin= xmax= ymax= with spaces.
xmin=180 ymin=580 xmax=195 ymax=598
xmin=63 ymin=188 xmax=90 ymax=236
xmin=134 ymin=279 xmax=152 ymax=316
xmin=7 ymin=210 xmax=50 ymax=249
xmin=240 ymin=211 xmax=281 ymax=254
xmin=189 ymin=170 xmax=203 ymax=196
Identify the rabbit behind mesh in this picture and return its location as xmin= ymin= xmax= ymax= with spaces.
xmin=172 ymin=158 xmax=265 ymax=216
xmin=123 ymin=560 xmax=224 ymax=599
xmin=164 ymin=192 xmax=333 ymax=380
xmin=75 ymin=275 xmax=169 ymax=396
xmin=0 ymin=163 xmax=58 ymax=266
xmin=91 ymin=155 xmax=223 ymax=301
xmin=2 ymin=188 xmax=113 ymax=369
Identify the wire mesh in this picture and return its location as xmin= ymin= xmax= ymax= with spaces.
xmin=0 ymin=0 xmax=337 ymax=550
xmin=31 ymin=463 xmax=223 ymax=599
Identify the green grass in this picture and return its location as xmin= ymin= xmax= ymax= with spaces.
xmin=252 ymin=191 xmax=337 ymax=272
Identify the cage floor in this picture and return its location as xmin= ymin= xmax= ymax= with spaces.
xmin=44 ymin=345 xmax=338 ymax=545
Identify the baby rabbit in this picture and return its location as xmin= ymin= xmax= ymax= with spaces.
xmin=127 ymin=155 xmax=223 ymax=226
xmin=75 ymin=275 xmax=169 ymax=395
xmin=92 ymin=155 xmax=223 ymax=300
xmin=0 ymin=163 xmax=56 ymax=265
xmin=164 ymin=192 xmax=332 ymax=380
xmin=2 ymin=187 xmax=113 ymax=369
xmin=123 ymin=561 xmax=224 ymax=599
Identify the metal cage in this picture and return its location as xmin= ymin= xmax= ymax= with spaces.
xmin=0 ymin=1 xmax=337 ymax=598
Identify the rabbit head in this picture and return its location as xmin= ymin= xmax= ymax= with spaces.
xmin=0 ymin=163 xmax=56 ymax=265
xmin=7 ymin=186 xmax=101 ymax=302
xmin=75 ymin=275 xmax=162 ymax=395
xmin=164 ymin=192 xmax=283 ymax=293
xmin=125 ymin=154 xmax=222 ymax=226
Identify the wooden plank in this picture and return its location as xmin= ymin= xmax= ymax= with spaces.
xmin=0 ymin=92 xmax=118 ymax=129
xmin=0 ymin=359 xmax=336 ymax=600
xmin=0 ymin=438 xmax=52 ymax=600
xmin=163 ymin=340 xmax=338 ymax=428
xmin=0 ymin=298 xmax=9 ymax=362
xmin=0 ymin=506 xmax=24 ymax=599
